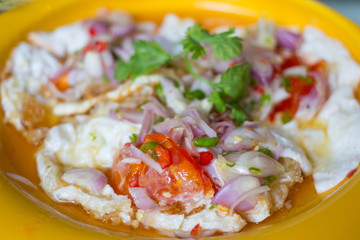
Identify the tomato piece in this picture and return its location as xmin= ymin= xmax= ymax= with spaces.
xmin=111 ymin=134 xmax=214 ymax=203
xmin=281 ymin=54 xmax=301 ymax=71
xmin=191 ymin=224 xmax=202 ymax=236
xmin=271 ymin=75 xmax=315 ymax=121
xmin=199 ymin=151 xmax=214 ymax=165
xmin=53 ymin=73 xmax=70 ymax=92
xmin=154 ymin=144 xmax=172 ymax=169
xmin=94 ymin=41 xmax=108 ymax=52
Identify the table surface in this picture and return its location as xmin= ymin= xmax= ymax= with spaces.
xmin=320 ymin=0 xmax=360 ymax=25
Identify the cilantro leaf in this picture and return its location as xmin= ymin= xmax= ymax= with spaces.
xmin=114 ymin=40 xmax=171 ymax=82
xmin=182 ymin=24 xmax=242 ymax=60
xmin=230 ymin=106 xmax=248 ymax=125
xmin=216 ymin=62 xmax=251 ymax=100
xmin=208 ymin=91 xmax=227 ymax=113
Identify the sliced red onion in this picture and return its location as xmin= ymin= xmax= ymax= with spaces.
xmin=100 ymin=50 xmax=115 ymax=69
xmin=251 ymin=58 xmax=273 ymax=85
xmin=275 ymin=28 xmax=302 ymax=51
xmin=141 ymin=97 xmax=170 ymax=118
xmin=169 ymin=127 xmax=184 ymax=144
xmin=218 ymin=142 xmax=252 ymax=152
xmin=213 ymin=109 xmax=231 ymax=122
xmin=188 ymin=108 xmax=217 ymax=138
xmin=129 ymin=187 xmax=158 ymax=210
xmin=136 ymin=108 xmax=153 ymax=145
xmin=130 ymin=144 xmax=163 ymax=174
xmin=61 ymin=168 xmax=108 ymax=193
xmin=212 ymin=120 xmax=236 ymax=143
xmin=122 ymin=110 xmax=144 ymax=124
xmin=224 ymin=151 xmax=285 ymax=178
xmin=211 ymin=176 xmax=269 ymax=213
xmin=241 ymin=128 xmax=264 ymax=140
xmin=243 ymin=121 xmax=260 ymax=128
xmin=109 ymin=109 xmax=120 ymax=120
xmin=89 ymin=21 xmax=109 ymax=35
xmin=230 ymin=185 xmax=270 ymax=214
xmin=110 ymin=25 xmax=135 ymax=38
xmin=272 ymin=142 xmax=283 ymax=160
xmin=153 ymin=118 xmax=184 ymax=135
xmin=202 ymin=158 xmax=225 ymax=187
xmin=112 ymin=37 xmax=134 ymax=61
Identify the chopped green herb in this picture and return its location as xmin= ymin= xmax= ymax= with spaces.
xmin=222 ymin=151 xmax=235 ymax=156
xmin=129 ymin=133 xmax=138 ymax=144
xmin=155 ymin=83 xmax=166 ymax=103
xmin=114 ymin=40 xmax=171 ymax=82
xmin=281 ymin=76 xmax=292 ymax=91
xmin=281 ymin=112 xmax=292 ymax=124
xmin=140 ymin=142 xmax=158 ymax=154
xmin=216 ymin=63 xmax=251 ymax=100
xmin=102 ymin=74 xmax=110 ymax=83
xmin=259 ymin=93 xmax=271 ymax=107
xmin=258 ymin=147 xmax=273 ymax=158
xmin=209 ymin=203 xmax=218 ymax=210
xmin=182 ymin=24 xmax=242 ymax=61
xmin=249 ymin=167 xmax=262 ymax=175
xmin=184 ymin=89 xmax=206 ymax=101
xmin=300 ymin=75 xmax=313 ymax=84
xmin=226 ymin=162 xmax=236 ymax=167
xmin=208 ymin=91 xmax=226 ymax=114
xmin=173 ymin=80 xmax=181 ymax=88
xmin=208 ymin=63 xmax=251 ymax=124
xmin=89 ymin=133 xmax=96 ymax=141
xmin=244 ymin=100 xmax=258 ymax=111
xmin=230 ymin=106 xmax=248 ymax=126
xmin=193 ymin=137 xmax=219 ymax=147
xmin=153 ymin=118 xmax=165 ymax=125
xmin=264 ymin=175 xmax=277 ymax=186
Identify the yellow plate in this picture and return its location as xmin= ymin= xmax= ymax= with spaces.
xmin=1 ymin=0 xmax=360 ymax=239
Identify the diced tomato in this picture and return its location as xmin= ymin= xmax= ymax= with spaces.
xmin=94 ymin=41 xmax=108 ymax=52
xmin=271 ymin=75 xmax=315 ymax=121
xmin=82 ymin=41 xmax=108 ymax=55
xmin=89 ymin=25 xmax=97 ymax=37
xmin=199 ymin=151 xmax=214 ymax=165
xmin=154 ymin=144 xmax=172 ymax=169
xmin=253 ymin=85 xmax=265 ymax=95
xmin=191 ymin=224 xmax=202 ymax=236
xmin=53 ymin=73 xmax=70 ymax=92
xmin=347 ymin=169 xmax=357 ymax=178
xmin=111 ymin=134 xmax=214 ymax=203
xmin=281 ymin=54 xmax=301 ymax=71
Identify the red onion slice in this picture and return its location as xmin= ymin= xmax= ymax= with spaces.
xmin=230 ymin=185 xmax=270 ymax=214
xmin=275 ymin=28 xmax=302 ymax=51
xmin=110 ymin=25 xmax=135 ymax=38
xmin=109 ymin=109 xmax=120 ymax=120
xmin=202 ymin=158 xmax=225 ymax=187
xmin=129 ymin=187 xmax=158 ymax=210
xmin=188 ymin=108 xmax=217 ymax=138
xmin=224 ymin=151 xmax=285 ymax=178
xmin=61 ymin=168 xmax=108 ymax=193
xmin=169 ymin=127 xmax=184 ymax=144
xmin=136 ymin=108 xmax=154 ymax=145
xmin=251 ymin=58 xmax=273 ymax=85
xmin=130 ymin=144 xmax=163 ymax=174
xmin=211 ymin=176 xmax=268 ymax=213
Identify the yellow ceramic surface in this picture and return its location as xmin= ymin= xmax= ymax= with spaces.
xmin=0 ymin=0 xmax=360 ymax=239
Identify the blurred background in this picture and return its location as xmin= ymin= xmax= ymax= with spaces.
xmin=320 ymin=0 xmax=360 ymax=24
xmin=0 ymin=0 xmax=359 ymax=25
